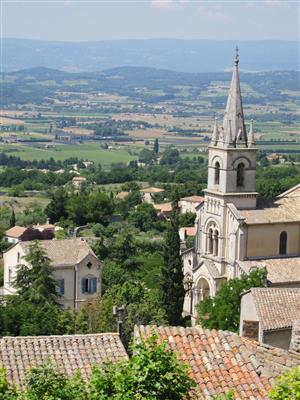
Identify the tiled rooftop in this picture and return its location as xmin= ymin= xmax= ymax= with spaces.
xmin=20 ymin=238 xmax=97 ymax=267
xmin=290 ymin=320 xmax=300 ymax=353
xmin=239 ymin=257 xmax=300 ymax=284
xmin=5 ymin=226 xmax=27 ymax=238
xmin=250 ymin=288 xmax=300 ymax=330
xmin=153 ymin=202 xmax=173 ymax=212
xmin=180 ymin=196 xmax=204 ymax=203
xmin=140 ymin=187 xmax=164 ymax=193
xmin=0 ymin=333 xmax=128 ymax=387
xmin=135 ymin=325 xmax=300 ymax=400
xmin=240 ymin=183 xmax=300 ymax=224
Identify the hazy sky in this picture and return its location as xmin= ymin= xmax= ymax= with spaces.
xmin=2 ymin=0 xmax=299 ymax=42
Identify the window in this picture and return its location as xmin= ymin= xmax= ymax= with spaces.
xmin=57 ymin=279 xmax=65 ymax=295
xmin=8 ymin=268 xmax=12 ymax=283
xmin=237 ymin=163 xmax=245 ymax=187
xmin=279 ymin=231 xmax=287 ymax=255
xmin=87 ymin=262 xmax=92 ymax=269
xmin=207 ymin=228 xmax=213 ymax=254
xmin=214 ymin=161 xmax=220 ymax=185
xmin=81 ymin=277 xmax=97 ymax=294
xmin=213 ymin=230 xmax=219 ymax=256
xmin=17 ymin=252 xmax=20 ymax=264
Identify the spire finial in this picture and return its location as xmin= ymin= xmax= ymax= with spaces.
xmin=234 ymin=46 xmax=239 ymax=66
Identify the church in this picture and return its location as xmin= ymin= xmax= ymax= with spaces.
xmin=182 ymin=51 xmax=300 ymax=317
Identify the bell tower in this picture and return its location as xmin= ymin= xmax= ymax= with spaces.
xmin=206 ymin=48 xmax=257 ymax=210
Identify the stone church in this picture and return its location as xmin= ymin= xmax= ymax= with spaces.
xmin=182 ymin=52 xmax=300 ymax=317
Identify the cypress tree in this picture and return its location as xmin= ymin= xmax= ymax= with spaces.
xmin=9 ymin=209 xmax=16 ymax=228
xmin=153 ymin=138 xmax=159 ymax=156
xmin=161 ymin=214 xmax=185 ymax=325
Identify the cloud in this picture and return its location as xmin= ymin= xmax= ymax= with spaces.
xmin=150 ymin=0 xmax=189 ymax=10
xmin=197 ymin=5 xmax=231 ymax=22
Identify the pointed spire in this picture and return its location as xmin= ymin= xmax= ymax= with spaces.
xmin=211 ymin=117 xmax=219 ymax=145
xmin=222 ymin=48 xmax=247 ymax=147
xmin=248 ymin=119 xmax=255 ymax=147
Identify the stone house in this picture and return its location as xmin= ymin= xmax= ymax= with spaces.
xmin=4 ymin=224 xmax=55 ymax=244
xmin=178 ymin=196 xmax=204 ymax=214
xmin=3 ymin=238 xmax=101 ymax=310
xmin=140 ymin=187 xmax=165 ymax=204
xmin=240 ymin=287 xmax=300 ymax=350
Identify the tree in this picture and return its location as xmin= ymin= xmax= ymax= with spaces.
xmin=89 ymin=334 xmax=195 ymax=400
xmin=139 ymin=148 xmax=153 ymax=165
xmin=9 ymin=209 xmax=16 ymax=228
xmin=23 ymin=363 xmax=87 ymax=400
xmin=14 ymin=241 xmax=58 ymax=305
xmin=87 ymin=191 xmax=114 ymax=226
xmin=129 ymin=203 xmax=158 ymax=232
xmin=269 ymin=365 xmax=300 ymax=400
xmin=161 ymin=215 xmax=185 ymax=325
xmin=197 ymin=268 xmax=267 ymax=332
xmin=45 ymin=188 xmax=68 ymax=223
xmin=160 ymin=147 xmax=180 ymax=166
xmin=153 ymin=138 xmax=159 ymax=156
xmin=96 ymin=282 xmax=166 ymax=346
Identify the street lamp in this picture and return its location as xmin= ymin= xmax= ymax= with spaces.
xmin=113 ymin=304 xmax=126 ymax=342
xmin=184 ymin=275 xmax=194 ymax=316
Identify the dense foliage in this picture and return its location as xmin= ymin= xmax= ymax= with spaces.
xmin=0 ymin=335 xmax=195 ymax=400
xmin=269 ymin=365 xmax=300 ymax=400
xmin=197 ymin=268 xmax=268 ymax=332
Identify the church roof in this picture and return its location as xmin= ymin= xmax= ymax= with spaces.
xmin=222 ymin=48 xmax=247 ymax=147
xmin=240 ymin=184 xmax=300 ymax=224
xmin=239 ymin=257 xmax=300 ymax=284
xmin=248 ymin=288 xmax=300 ymax=331
xmin=135 ymin=325 xmax=300 ymax=399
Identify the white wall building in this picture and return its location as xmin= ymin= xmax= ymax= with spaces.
xmin=3 ymin=238 xmax=101 ymax=310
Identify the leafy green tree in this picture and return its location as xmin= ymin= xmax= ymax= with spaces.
xmin=0 ymin=368 xmax=18 ymax=399
xmin=89 ymin=334 xmax=195 ymax=400
xmin=14 ymin=242 xmax=58 ymax=305
xmin=197 ymin=268 xmax=267 ymax=332
xmin=269 ymin=366 xmax=300 ymax=400
xmin=161 ymin=215 xmax=185 ymax=325
xmin=178 ymin=212 xmax=196 ymax=228
xmin=87 ymin=191 xmax=114 ymax=226
xmin=129 ymin=203 xmax=158 ymax=232
xmin=160 ymin=147 xmax=180 ymax=166
xmin=66 ymin=194 xmax=88 ymax=226
xmin=97 ymin=282 xmax=166 ymax=346
xmin=23 ymin=363 xmax=87 ymax=400
xmin=139 ymin=148 xmax=153 ymax=165
xmin=45 ymin=188 xmax=68 ymax=223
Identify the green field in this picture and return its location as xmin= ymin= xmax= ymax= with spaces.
xmin=0 ymin=143 xmax=138 ymax=166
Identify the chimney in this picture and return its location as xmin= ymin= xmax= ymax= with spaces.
xmin=290 ymin=320 xmax=300 ymax=353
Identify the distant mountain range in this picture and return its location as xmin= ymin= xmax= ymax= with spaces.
xmin=2 ymin=39 xmax=299 ymax=73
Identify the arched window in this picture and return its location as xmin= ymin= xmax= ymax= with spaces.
xmin=207 ymin=228 xmax=213 ymax=254
xmin=214 ymin=161 xmax=220 ymax=185
xmin=237 ymin=163 xmax=245 ymax=187
xmin=279 ymin=231 xmax=287 ymax=255
xmin=213 ymin=230 xmax=219 ymax=256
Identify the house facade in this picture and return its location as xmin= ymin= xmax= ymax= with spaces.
xmin=240 ymin=288 xmax=300 ymax=350
xmin=3 ymin=238 xmax=101 ymax=310
xmin=182 ymin=51 xmax=300 ymax=317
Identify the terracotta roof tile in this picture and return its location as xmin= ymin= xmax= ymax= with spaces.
xmin=239 ymin=257 xmax=300 ymax=284
xmin=20 ymin=238 xmax=97 ymax=267
xmin=5 ymin=226 xmax=27 ymax=238
xmin=249 ymin=288 xmax=300 ymax=331
xmin=140 ymin=187 xmax=164 ymax=193
xmin=0 ymin=333 xmax=128 ymax=387
xmin=180 ymin=196 xmax=204 ymax=203
xmin=135 ymin=325 xmax=300 ymax=399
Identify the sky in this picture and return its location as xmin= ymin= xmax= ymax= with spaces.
xmin=1 ymin=0 xmax=299 ymax=42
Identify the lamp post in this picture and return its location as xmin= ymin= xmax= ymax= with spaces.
xmin=113 ymin=304 xmax=126 ymax=343
xmin=184 ymin=275 xmax=194 ymax=316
